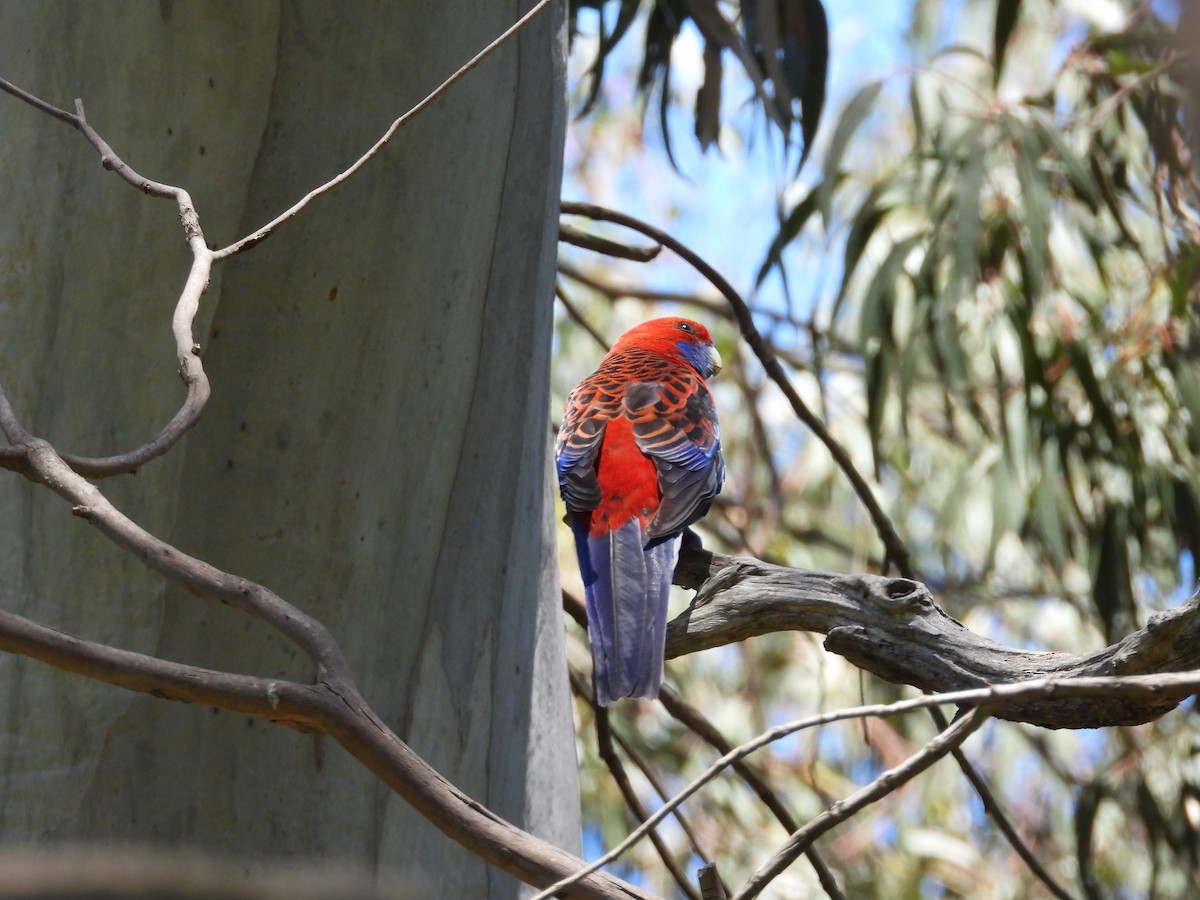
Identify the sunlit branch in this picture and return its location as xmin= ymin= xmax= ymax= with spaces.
xmin=656 ymin=686 xmax=848 ymax=900
xmin=569 ymin=669 xmax=698 ymax=900
xmin=538 ymin=668 xmax=1200 ymax=900
xmin=671 ymin=550 xmax=1200 ymax=728
xmin=611 ymin=724 xmax=718 ymax=883
xmin=734 ymin=708 xmax=990 ymax=900
xmin=0 ymin=83 xmax=212 ymax=477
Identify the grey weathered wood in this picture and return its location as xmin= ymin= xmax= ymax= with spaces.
xmin=670 ymin=550 xmax=1200 ymax=728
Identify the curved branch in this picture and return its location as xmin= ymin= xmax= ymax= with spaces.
xmin=570 ymin=671 xmax=701 ymax=900
xmin=734 ymin=708 xmax=990 ymax=900
xmin=540 ymin=666 xmax=1200 ymax=899
xmin=670 ymin=549 xmax=1200 ymax=728
xmin=559 ymin=225 xmax=662 ymax=262
xmin=0 ymin=0 xmax=555 ymax=475
xmin=0 ymin=83 xmax=212 ymax=477
xmin=656 ymin=686 xmax=847 ymax=900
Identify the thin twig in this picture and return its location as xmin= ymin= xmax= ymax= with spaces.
xmin=591 ymin=691 xmax=702 ymax=900
xmin=215 ymin=0 xmax=555 ymax=260
xmin=532 ymin=670 xmax=1200 ymax=899
xmin=733 ymin=708 xmax=991 ymax=899
xmin=657 ymin=686 xmax=848 ymax=900
xmin=0 ymin=86 xmax=213 ymax=476
xmin=560 ymin=224 xmax=662 ymax=261
xmin=610 ymin=727 xmax=717 ymax=887
xmin=554 ymin=283 xmax=611 ymax=351
xmin=934 ymin=704 xmax=1076 ymax=900
xmin=0 ymin=76 xmax=76 ymax=123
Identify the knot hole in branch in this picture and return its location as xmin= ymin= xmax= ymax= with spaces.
xmin=886 ymin=578 xmax=920 ymax=600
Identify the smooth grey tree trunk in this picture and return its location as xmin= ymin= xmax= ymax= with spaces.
xmin=0 ymin=2 xmax=578 ymax=896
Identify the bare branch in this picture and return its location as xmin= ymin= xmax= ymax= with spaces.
xmin=733 ymin=708 xmax=991 ymax=900
xmin=539 ymin=669 xmax=1200 ymax=899
xmin=671 ymin=549 xmax=1200 ymax=728
xmin=558 ymin=259 xmax=730 ymax=317
xmin=0 ymin=76 xmax=76 ymax=123
xmin=560 ymin=224 xmax=662 ymax=261
xmin=933 ymin=703 xmax=1074 ymax=900
xmin=0 ymin=603 xmax=325 ymax=729
xmin=657 ymin=686 xmax=848 ymax=900
xmin=0 ymin=83 xmax=213 ymax=477
xmin=554 ymin=283 xmax=611 ymax=350
xmin=575 ymin=673 xmax=701 ymax=900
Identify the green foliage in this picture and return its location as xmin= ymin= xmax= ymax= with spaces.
xmin=569 ymin=0 xmax=830 ymax=162
xmin=770 ymin=4 xmax=1200 ymax=640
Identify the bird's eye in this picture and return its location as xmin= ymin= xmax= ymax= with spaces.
xmin=677 ymin=322 xmax=694 ymax=334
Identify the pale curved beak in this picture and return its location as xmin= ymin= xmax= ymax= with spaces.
xmin=708 ymin=345 xmax=723 ymax=378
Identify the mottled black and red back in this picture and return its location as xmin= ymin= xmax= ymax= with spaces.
xmin=556 ymin=317 xmax=724 ymax=705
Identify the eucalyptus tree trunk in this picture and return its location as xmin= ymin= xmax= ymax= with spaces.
xmin=0 ymin=2 xmax=577 ymax=896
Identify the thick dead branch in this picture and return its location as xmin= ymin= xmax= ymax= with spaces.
xmin=671 ymin=549 xmax=1200 ymax=728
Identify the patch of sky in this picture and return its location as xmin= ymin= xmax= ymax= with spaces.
xmin=563 ymin=1 xmax=917 ymax=348
xmin=763 ymin=704 xmax=808 ymax=761
xmin=1173 ymin=549 xmax=1195 ymax=603
xmin=581 ymin=823 xmax=648 ymax=885
xmin=1150 ymin=0 xmax=1181 ymax=26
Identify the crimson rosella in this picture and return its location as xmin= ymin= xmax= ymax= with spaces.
xmin=557 ymin=317 xmax=725 ymax=705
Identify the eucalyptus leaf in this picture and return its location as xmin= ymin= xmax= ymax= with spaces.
xmin=992 ymin=0 xmax=1021 ymax=87
xmin=818 ymin=79 xmax=883 ymax=225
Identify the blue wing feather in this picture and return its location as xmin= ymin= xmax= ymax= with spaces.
xmin=623 ymin=380 xmax=724 ymax=538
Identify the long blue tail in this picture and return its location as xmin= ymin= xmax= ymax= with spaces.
xmin=572 ymin=517 xmax=680 ymax=705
